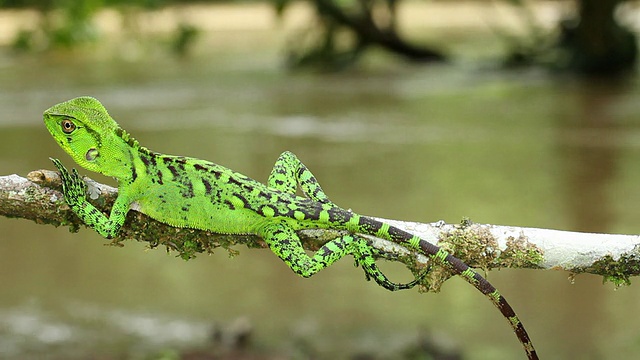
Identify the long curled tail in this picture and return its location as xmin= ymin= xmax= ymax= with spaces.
xmin=355 ymin=215 xmax=538 ymax=360
xmin=420 ymin=240 xmax=538 ymax=360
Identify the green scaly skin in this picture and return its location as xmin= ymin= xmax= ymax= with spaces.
xmin=44 ymin=97 xmax=538 ymax=359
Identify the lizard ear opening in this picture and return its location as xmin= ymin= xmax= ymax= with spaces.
xmin=85 ymin=148 xmax=99 ymax=161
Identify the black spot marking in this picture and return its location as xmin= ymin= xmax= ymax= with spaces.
xmin=337 ymin=237 xmax=350 ymax=249
xmin=84 ymin=126 xmax=103 ymax=147
xmin=156 ymin=170 xmax=164 ymax=185
xmin=161 ymin=156 xmax=172 ymax=164
xmin=140 ymin=153 xmax=150 ymax=167
xmin=320 ymin=247 xmax=333 ymax=257
xmin=145 ymin=151 xmax=157 ymax=167
xmin=257 ymin=204 xmax=278 ymax=217
xmin=234 ymin=194 xmax=249 ymax=208
xmin=174 ymin=159 xmax=186 ymax=172
xmin=257 ymin=191 xmax=271 ymax=200
xmin=202 ymin=178 xmax=213 ymax=196
xmin=131 ymin=166 xmax=138 ymax=182
xmin=167 ymin=165 xmax=180 ymax=179
xmin=181 ymin=181 xmax=195 ymax=198
xmin=227 ymin=176 xmax=244 ymax=188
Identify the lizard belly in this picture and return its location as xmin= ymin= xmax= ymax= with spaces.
xmin=134 ymin=188 xmax=261 ymax=234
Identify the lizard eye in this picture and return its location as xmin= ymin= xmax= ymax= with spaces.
xmin=61 ymin=119 xmax=76 ymax=134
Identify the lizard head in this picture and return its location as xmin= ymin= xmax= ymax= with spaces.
xmin=44 ymin=96 xmax=136 ymax=179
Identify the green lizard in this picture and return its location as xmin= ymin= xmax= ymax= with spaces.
xmin=44 ymin=96 xmax=538 ymax=359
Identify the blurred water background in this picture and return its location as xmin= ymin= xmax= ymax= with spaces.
xmin=1 ymin=2 xmax=640 ymax=359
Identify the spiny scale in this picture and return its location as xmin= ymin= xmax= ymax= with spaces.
xmin=44 ymin=97 xmax=538 ymax=359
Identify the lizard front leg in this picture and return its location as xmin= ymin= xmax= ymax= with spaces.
xmin=51 ymin=158 xmax=130 ymax=239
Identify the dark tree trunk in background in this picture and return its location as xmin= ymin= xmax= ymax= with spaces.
xmin=313 ymin=0 xmax=444 ymax=61
xmin=560 ymin=0 xmax=637 ymax=74
xmin=286 ymin=0 xmax=446 ymax=70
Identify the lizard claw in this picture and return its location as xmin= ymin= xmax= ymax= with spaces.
xmin=51 ymin=158 xmax=86 ymax=207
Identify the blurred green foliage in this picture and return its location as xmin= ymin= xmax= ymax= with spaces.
xmin=1 ymin=0 xmax=637 ymax=74
xmin=49 ymin=0 xmax=102 ymax=47
xmin=0 ymin=0 xmax=166 ymax=8
xmin=1 ymin=0 xmax=173 ymax=50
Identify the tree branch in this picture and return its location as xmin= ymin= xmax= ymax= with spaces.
xmin=2 ymin=171 xmax=640 ymax=289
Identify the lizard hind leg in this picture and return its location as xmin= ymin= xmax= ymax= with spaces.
xmin=266 ymin=152 xmax=421 ymax=291
xmin=268 ymin=151 xmax=333 ymax=204
xmin=260 ymin=220 xmax=422 ymax=291
xmin=350 ymin=235 xmax=424 ymax=291
xmin=259 ymin=220 xmax=355 ymax=278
